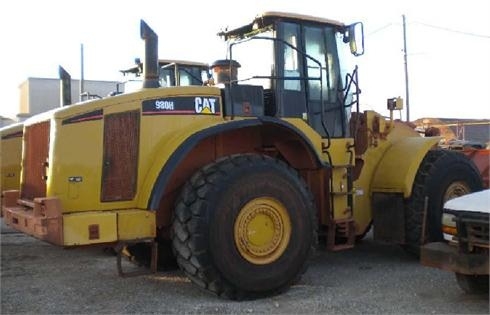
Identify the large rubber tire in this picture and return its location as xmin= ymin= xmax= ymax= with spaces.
xmin=455 ymin=273 xmax=489 ymax=294
xmin=171 ymin=154 xmax=317 ymax=300
xmin=404 ymin=149 xmax=483 ymax=255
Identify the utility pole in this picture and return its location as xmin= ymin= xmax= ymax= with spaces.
xmin=402 ymin=14 xmax=410 ymax=122
xmin=80 ymin=43 xmax=85 ymax=102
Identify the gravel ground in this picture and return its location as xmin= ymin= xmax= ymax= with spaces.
xmin=1 ymin=218 xmax=488 ymax=314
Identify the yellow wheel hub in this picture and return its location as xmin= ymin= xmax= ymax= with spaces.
xmin=234 ymin=197 xmax=291 ymax=265
xmin=444 ymin=181 xmax=471 ymax=202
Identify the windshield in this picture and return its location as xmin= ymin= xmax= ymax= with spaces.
xmin=229 ymin=30 xmax=274 ymax=89
xmin=123 ymin=65 xmax=208 ymax=92
xmin=160 ymin=65 xmax=206 ymax=87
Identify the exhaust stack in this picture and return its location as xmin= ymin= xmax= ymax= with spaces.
xmin=140 ymin=20 xmax=159 ymax=88
xmin=59 ymin=65 xmax=72 ymax=106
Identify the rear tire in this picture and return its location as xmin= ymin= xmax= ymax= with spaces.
xmin=455 ymin=273 xmax=489 ymax=294
xmin=171 ymin=154 xmax=317 ymax=300
xmin=404 ymin=150 xmax=483 ymax=255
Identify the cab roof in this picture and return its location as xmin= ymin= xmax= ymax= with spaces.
xmin=221 ymin=11 xmax=346 ymax=40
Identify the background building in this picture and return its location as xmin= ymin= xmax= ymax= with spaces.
xmin=1 ymin=116 xmax=16 ymax=128
xmin=16 ymin=77 xmax=122 ymax=121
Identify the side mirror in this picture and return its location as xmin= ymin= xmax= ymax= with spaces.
xmin=387 ymin=97 xmax=404 ymax=110
xmin=201 ymin=70 xmax=211 ymax=83
xmin=346 ymin=22 xmax=364 ymax=57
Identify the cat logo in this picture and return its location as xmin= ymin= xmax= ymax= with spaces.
xmin=195 ymin=97 xmax=217 ymax=114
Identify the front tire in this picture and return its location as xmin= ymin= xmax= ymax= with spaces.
xmin=404 ymin=150 xmax=483 ymax=255
xmin=171 ymin=154 xmax=317 ymax=299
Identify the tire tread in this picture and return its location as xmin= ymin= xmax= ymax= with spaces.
xmin=171 ymin=154 xmax=317 ymax=299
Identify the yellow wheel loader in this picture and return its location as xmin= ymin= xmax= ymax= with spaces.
xmin=1 ymin=13 xmax=483 ymax=299
xmin=0 ymin=122 xmax=23 ymax=214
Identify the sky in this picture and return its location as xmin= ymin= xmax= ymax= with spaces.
xmin=0 ymin=0 xmax=489 ymax=121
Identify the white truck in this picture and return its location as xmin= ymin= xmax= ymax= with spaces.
xmin=421 ymin=189 xmax=489 ymax=294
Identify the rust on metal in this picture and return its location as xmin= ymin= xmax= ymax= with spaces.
xmin=421 ymin=242 xmax=489 ymax=275
xmin=327 ymin=217 xmax=356 ymax=251
xmin=349 ymin=112 xmax=368 ymax=156
xmin=101 ymin=110 xmax=140 ymax=202
xmin=21 ymin=121 xmax=50 ymax=200
xmin=461 ymin=148 xmax=490 ymax=188
xmin=89 ymin=224 xmax=100 ymax=240
xmin=2 ymin=194 xmax=64 ymax=245
xmin=116 ymin=239 xmax=158 ymax=277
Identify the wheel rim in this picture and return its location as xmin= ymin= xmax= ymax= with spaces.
xmin=443 ymin=181 xmax=471 ymax=202
xmin=234 ymin=197 xmax=291 ymax=265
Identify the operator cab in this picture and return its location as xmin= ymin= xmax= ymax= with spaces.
xmin=219 ymin=11 xmax=363 ymax=138
xmin=120 ymin=59 xmax=209 ymax=92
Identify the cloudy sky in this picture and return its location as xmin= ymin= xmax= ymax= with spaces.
xmin=0 ymin=0 xmax=489 ymax=121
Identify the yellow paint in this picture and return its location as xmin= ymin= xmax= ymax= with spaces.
xmin=331 ymin=168 xmax=350 ymax=220
xmin=22 ymin=86 xmax=229 ymax=213
xmin=371 ymin=136 xmax=440 ymax=197
xmin=16 ymin=85 xmax=253 ymax=244
xmin=63 ymin=209 xmax=155 ymax=246
xmin=136 ymin=115 xmax=230 ymax=209
xmin=0 ymin=123 xmax=23 ymax=193
xmin=63 ymin=211 xmax=117 ymax=246
xmin=350 ymin=114 xmax=430 ymax=234
xmin=351 ymin=141 xmax=391 ymax=233
xmin=14 ymin=79 xmax=441 ymax=246
xmin=234 ymin=197 xmax=291 ymax=265
xmin=282 ymin=118 xmax=324 ymax=157
xmin=117 ymin=210 xmax=155 ymax=240
xmin=324 ymin=138 xmax=354 ymax=166
xmin=49 ymin=118 xmax=104 ymax=212
xmin=283 ymin=113 xmax=431 ymax=234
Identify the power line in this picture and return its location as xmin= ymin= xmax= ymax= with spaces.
xmin=366 ymin=23 xmax=396 ymax=37
xmin=411 ymin=21 xmax=490 ymax=39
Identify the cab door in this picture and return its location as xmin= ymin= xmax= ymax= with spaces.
xmin=275 ymin=22 xmax=345 ymax=138
xmin=275 ymin=22 xmax=307 ymax=118
xmin=303 ymin=26 xmax=345 ymax=138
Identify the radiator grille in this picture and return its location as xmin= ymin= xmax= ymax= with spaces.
xmin=21 ymin=121 xmax=50 ymax=200
xmin=456 ymin=212 xmax=490 ymax=251
xmin=101 ymin=110 xmax=140 ymax=202
xmin=465 ymin=220 xmax=489 ymax=248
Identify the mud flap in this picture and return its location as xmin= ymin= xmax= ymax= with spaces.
xmin=372 ymin=193 xmax=405 ymax=243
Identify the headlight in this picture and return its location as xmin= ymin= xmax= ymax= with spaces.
xmin=442 ymin=213 xmax=457 ymax=241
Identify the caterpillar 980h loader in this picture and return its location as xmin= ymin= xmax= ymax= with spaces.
xmin=1 ymin=12 xmax=483 ymax=299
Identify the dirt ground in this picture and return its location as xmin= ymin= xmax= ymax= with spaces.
xmin=1 ymin=218 xmax=488 ymax=314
